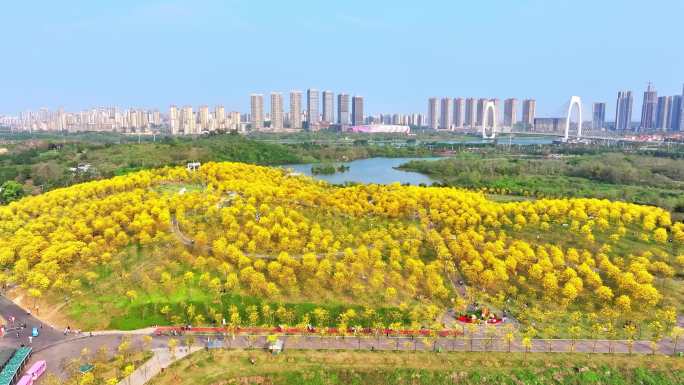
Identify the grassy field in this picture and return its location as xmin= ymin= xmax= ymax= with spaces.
xmin=149 ymin=349 xmax=684 ymax=385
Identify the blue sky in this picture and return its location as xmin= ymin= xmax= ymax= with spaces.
xmin=2 ymin=0 xmax=683 ymax=117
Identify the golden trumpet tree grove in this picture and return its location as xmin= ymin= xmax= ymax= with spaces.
xmin=0 ymin=162 xmax=681 ymax=333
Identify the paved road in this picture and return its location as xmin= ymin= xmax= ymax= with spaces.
xmin=2 ymin=294 xmax=684 ymax=384
xmin=9 ymin=330 xmax=684 ymax=385
xmin=31 ymin=334 xmax=169 ymax=382
xmin=0 ymin=295 xmax=65 ymax=350
xmin=117 ymin=346 xmax=201 ymax=385
xmin=153 ymin=333 xmax=684 ymax=355
xmin=116 ymin=333 xmax=684 ymax=385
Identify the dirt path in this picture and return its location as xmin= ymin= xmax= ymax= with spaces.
xmin=170 ymin=215 xmax=194 ymax=246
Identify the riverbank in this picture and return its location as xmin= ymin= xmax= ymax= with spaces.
xmin=398 ymin=152 xmax=684 ymax=217
xmin=0 ymin=133 xmax=441 ymax=201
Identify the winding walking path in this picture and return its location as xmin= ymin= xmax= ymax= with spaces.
xmin=116 ymin=346 xmax=201 ymax=385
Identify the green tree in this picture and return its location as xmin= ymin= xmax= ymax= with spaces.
xmin=0 ymin=181 xmax=24 ymax=204
xmin=79 ymin=372 xmax=95 ymax=385
xmin=568 ymin=326 xmax=581 ymax=353
xmin=522 ymin=337 xmax=532 ymax=360
xmin=466 ymin=323 xmax=477 ymax=352
xmin=142 ymin=335 xmax=153 ymax=351
xmin=504 ymin=331 xmax=515 ymax=353
xmin=168 ymin=338 xmax=178 ymax=358
xmin=671 ymin=326 xmax=684 ymax=355
xmin=649 ymin=321 xmax=665 ymax=355
xmin=41 ymin=374 xmax=63 ymax=385
xmin=122 ymin=364 xmax=135 ymax=385
xmin=624 ymin=324 xmax=637 ymax=355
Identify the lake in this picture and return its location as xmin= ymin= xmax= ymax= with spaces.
xmin=283 ymin=136 xmax=556 ymax=185
xmin=283 ymin=157 xmax=438 ymax=185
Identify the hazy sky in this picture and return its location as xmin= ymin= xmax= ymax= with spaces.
xmin=3 ymin=0 xmax=683 ymax=117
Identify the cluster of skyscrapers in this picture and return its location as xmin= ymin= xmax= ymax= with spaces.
xmin=420 ymin=83 xmax=683 ymax=134
xmin=612 ymin=83 xmax=684 ymax=131
xmin=1 ymin=105 xmax=244 ymax=135
xmin=5 ymin=83 xmax=682 ymax=135
xmin=426 ymin=97 xmax=536 ymax=130
xmin=249 ymin=89 xmax=364 ymax=131
xmin=168 ymin=105 xmax=241 ymax=135
xmin=2 ymin=107 xmax=164 ymax=133
xmin=363 ymin=113 xmax=426 ymax=126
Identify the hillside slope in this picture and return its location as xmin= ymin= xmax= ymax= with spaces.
xmin=0 ymin=162 xmax=682 ymax=337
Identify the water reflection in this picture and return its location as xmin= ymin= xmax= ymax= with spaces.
xmin=284 ymin=157 xmax=438 ymax=185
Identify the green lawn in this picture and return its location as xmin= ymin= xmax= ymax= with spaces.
xmin=149 ymin=350 xmax=684 ymax=385
xmin=59 ymin=241 xmax=413 ymax=330
xmin=154 ymin=183 xmax=205 ymax=194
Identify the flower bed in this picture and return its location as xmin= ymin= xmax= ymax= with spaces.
xmin=457 ymin=315 xmax=503 ymax=324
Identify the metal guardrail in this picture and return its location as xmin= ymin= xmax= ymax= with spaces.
xmin=160 ymin=334 xmax=683 ymax=355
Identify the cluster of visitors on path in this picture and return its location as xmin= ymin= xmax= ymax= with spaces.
xmin=1 ymin=314 xmax=43 ymax=346
xmin=63 ymin=325 xmax=84 ymax=335
xmin=458 ymin=302 xmax=506 ymax=324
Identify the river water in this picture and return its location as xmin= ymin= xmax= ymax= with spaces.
xmin=283 ymin=137 xmax=555 ymax=185
xmin=283 ymin=157 xmax=438 ymax=185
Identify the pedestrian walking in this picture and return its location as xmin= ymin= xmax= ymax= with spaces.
xmin=28 ymin=336 xmax=32 ymax=345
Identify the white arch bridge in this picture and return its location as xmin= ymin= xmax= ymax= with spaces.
xmin=481 ymin=100 xmax=497 ymax=139
xmin=563 ymin=96 xmax=582 ymax=141
xmin=481 ymin=96 xmax=585 ymax=141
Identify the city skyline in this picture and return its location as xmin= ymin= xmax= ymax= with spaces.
xmin=7 ymin=82 xmax=682 ymax=125
xmin=7 ymin=80 xmax=683 ymax=133
xmin=2 ymin=1 xmax=683 ymax=118
xmin=4 ymin=77 xmax=684 ymax=132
